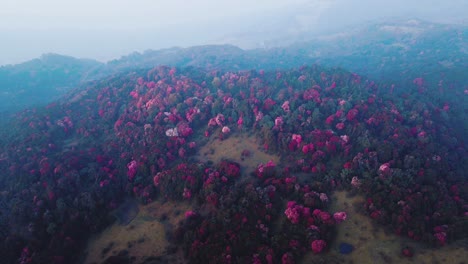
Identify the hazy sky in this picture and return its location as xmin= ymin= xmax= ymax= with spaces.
xmin=1 ymin=0 xmax=466 ymax=65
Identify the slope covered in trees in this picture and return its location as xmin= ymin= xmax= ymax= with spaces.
xmin=0 ymin=63 xmax=466 ymax=263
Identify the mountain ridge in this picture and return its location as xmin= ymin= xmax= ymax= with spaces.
xmin=0 ymin=19 xmax=466 ymax=114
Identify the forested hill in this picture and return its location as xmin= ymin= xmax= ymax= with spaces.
xmin=0 ymin=63 xmax=466 ymax=263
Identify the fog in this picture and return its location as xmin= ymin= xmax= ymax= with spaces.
xmin=1 ymin=0 xmax=467 ymax=65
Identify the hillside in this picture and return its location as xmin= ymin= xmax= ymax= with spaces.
xmin=0 ymin=63 xmax=466 ymax=263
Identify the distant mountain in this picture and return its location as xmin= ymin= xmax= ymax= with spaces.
xmin=0 ymin=53 xmax=104 ymax=113
xmin=108 ymin=19 xmax=468 ymax=82
xmin=107 ymin=45 xmax=249 ymax=72
xmin=1 ymin=19 xmax=466 ymax=115
xmin=295 ymin=19 xmax=468 ymax=81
